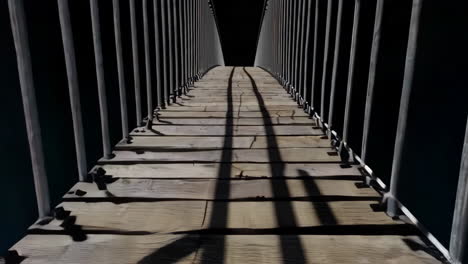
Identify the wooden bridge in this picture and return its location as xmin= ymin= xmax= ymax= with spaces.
xmin=2 ymin=0 xmax=468 ymax=263
xmin=7 ymin=67 xmax=442 ymax=263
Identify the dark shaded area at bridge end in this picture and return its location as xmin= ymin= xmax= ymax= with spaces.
xmin=212 ymin=0 xmax=265 ymax=66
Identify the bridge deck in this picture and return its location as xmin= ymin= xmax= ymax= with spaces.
xmin=11 ymin=67 xmax=442 ymax=263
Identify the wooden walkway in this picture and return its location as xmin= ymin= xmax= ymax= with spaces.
xmin=11 ymin=67 xmax=443 ymax=263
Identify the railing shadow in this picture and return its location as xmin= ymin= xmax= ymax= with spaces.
xmin=243 ymin=67 xmax=307 ymax=263
xmin=138 ymin=67 xmax=236 ymax=263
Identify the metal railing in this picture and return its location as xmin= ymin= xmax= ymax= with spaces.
xmin=7 ymin=0 xmax=223 ymax=219
xmin=255 ymin=0 xmax=468 ymax=263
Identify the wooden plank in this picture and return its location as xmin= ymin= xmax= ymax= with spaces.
xmin=100 ymin=163 xmax=363 ymax=179
xmin=153 ymin=117 xmax=315 ymax=126
xmin=118 ymin=136 xmax=331 ymax=150
xmin=99 ymin=148 xmax=339 ymax=163
xmin=159 ymin=105 xmax=307 ymax=112
xmin=132 ymin=125 xmax=323 ymax=136
xmin=30 ymin=201 xmax=206 ymax=233
xmin=204 ymin=200 xmax=403 ymax=229
xmin=12 ymin=234 xmax=441 ymax=264
xmin=31 ymin=200 xmax=402 ymax=233
xmin=156 ymin=110 xmax=309 ymax=118
xmin=64 ymin=179 xmax=379 ymax=200
xmin=173 ymin=101 xmax=298 ymax=107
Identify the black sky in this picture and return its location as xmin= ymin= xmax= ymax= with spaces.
xmin=212 ymin=0 xmax=265 ymax=66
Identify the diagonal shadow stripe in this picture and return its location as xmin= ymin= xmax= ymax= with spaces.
xmin=244 ymin=67 xmax=307 ymax=263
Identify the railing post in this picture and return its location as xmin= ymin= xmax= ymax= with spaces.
xmin=450 ymin=118 xmax=468 ymax=264
xmin=342 ymin=0 xmax=360 ymax=144
xmin=182 ymin=0 xmax=188 ymax=93
xmin=385 ymin=0 xmax=424 ymax=217
xmin=142 ymin=0 xmax=153 ymax=129
xmin=161 ymin=0 xmax=169 ymax=106
xmin=167 ymin=0 xmax=175 ymax=103
xmin=90 ymin=0 xmax=113 ymax=159
xmin=302 ymin=0 xmax=313 ymax=111
xmin=290 ymin=0 xmax=297 ymax=94
xmin=113 ymin=0 xmax=129 ymax=139
xmin=286 ymin=0 xmax=292 ymax=89
xmin=310 ymin=0 xmax=319 ymax=113
xmin=153 ymin=0 xmax=163 ymax=109
xmin=129 ymin=0 xmax=143 ymax=126
xmin=8 ymin=0 xmax=51 ymax=217
xmin=328 ymin=0 xmax=344 ymax=129
xmin=298 ymin=0 xmax=307 ymax=105
xmin=320 ymin=0 xmax=332 ymax=120
xmin=172 ymin=0 xmax=180 ymax=99
xmin=360 ymin=0 xmax=384 ymax=162
xmin=57 ymin=0 xmax=88 ymax=181
xmin=178 ymin=0 xmax=186 ymax=94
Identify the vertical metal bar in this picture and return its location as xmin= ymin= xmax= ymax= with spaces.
xmin=342 ymin=0 xmax=360 ymax=143
xmin=8 ymin=0 xmax=51 ymax=217
xmin=310 ymin=0 xmax=319 ymax=111
xmin=361 ymin=0 xmax=384 ymax=161
xmin=283 ymin=0 xmax=287 ymax=80
xmin=302 ymin=0 xmax=313 ymax=110
xmin=90 ymin=0 xmax=113 ymax=159
xmin=113 ymin=0 xmax=129 ymax=139
xmin=450 ymin=118 xmax=468 ymax=264
xmin=57 ymin=0 xmax=88 ymax=181
xmin=183 ymin=0 xmax=188 ymax=92
xmin=129 ymin=0 xmax=143 ymax=126
xmin=178 ymin=0 xmax=186 ymax=94
xmin=196 ymin=0 xmax=200 ymax=77
xmin=172 ymin=0 xmax=180 ymax=99
xmin=290 ymin=0 xmax=297 ymax=93
xmin=189 ymin=0 xmax=194 ymax=83
xmin=143 ymin=0 xmax=153 ymax=128
xmin=286 ymin=0 xmax=292 ymax=88
xmin=279 ymin=0 xmax=284 ymax=80
xmin=161 ymin=0 xmax=169 ymax=105
xmin=320 ymin=0 xmax=332 ymax=120
xmin=328 ymin=0 xmax=344 ymax=128
xmin=387 ymin=0 xmax=424 ymax=216
xmin=298 ymin=0 xmax=307 ymax=104
xmin=167 ymin=0 xmax=174 ymax=102
xmin=153 ymin=0 xmax=162 ymax=109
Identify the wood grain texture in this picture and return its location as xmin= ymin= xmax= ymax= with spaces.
xmin=31 ymin=200 xmax=403 ymax=233
xmin=64 ymin=179 xmax=379 ymax=200
xmin=117 ymin=136 xmax=331 ymax=150
xmin=99 ymin=148 xmax=340 ymax=163
xmin=12 ymin=235 xmax=441 ymax=264
xmin=131 ymin=125 xmax=322 ymax=136
xmin=100 ymin=163 xmax=363 ymax=179
xmin=153 ymin=117 xmax=316 ymax=126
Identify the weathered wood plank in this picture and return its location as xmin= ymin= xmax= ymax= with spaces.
xmin=156 ymin=110 xmax=309 ymax=118
xmin=64 ymin=179 xmax=378 ymax=200
xmin=31 ymin=200 xmax=402 ymax=233
xmin=173 ymin=101 xmax=298 ymax=107
xmin=30 ymin=201 xmax=206 ymax=233
xmin=12 ymin=234 xmax=441 ymax=264
xmin=160 ymin=105 xmax=307 ymax=112
xmin=118 ymin=136 xmax=331 ymax=150
xmin=99 ymin=148 xmax=339 ymax=163
xmin=100 ymin=163 xmax=362 ymax=179
xmin=153 ymin=117 xmax=315 ymax=126
xmin=132 ymin=125 xmax=323 ymax=136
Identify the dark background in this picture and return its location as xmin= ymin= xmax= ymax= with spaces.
xmin=212 ymin=0 xmax=265 ymax=66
